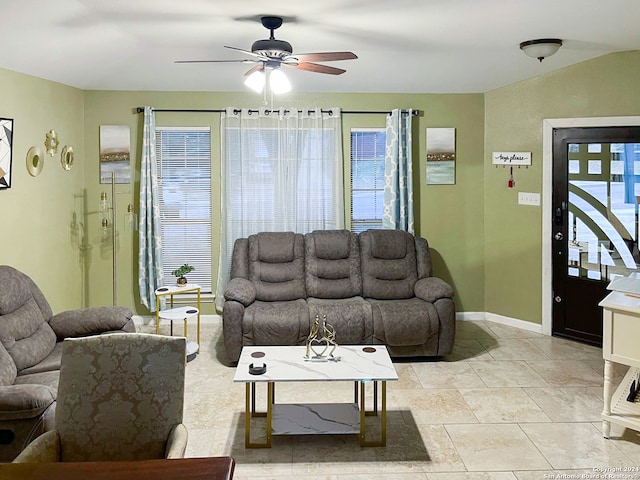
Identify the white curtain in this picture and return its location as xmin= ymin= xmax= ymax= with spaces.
xmin=138 ymin=106 xmax=164 ymax=312
xmin=215 ymin=107 xmax=344 ymax=310
xmin=383 ymin=109 xmax=414 ymax=233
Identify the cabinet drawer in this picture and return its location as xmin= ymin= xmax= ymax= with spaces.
xmin=607 ymin=310 xmax=640 ymax=366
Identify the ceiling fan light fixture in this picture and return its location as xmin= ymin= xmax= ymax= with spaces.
xmin=244 ymin=70 xmax=265 ymax=93
xmin=269 ymin=68 xmax=291 ymax=94
xmin=519 ymin=38 xmax=563 ymax=62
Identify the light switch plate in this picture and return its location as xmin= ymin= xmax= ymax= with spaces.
xmin=518 ymin=192 xmax=540 ymax=206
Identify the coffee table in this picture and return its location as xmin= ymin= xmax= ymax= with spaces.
xmin=233 ymin=345 xmax=398 ymax=448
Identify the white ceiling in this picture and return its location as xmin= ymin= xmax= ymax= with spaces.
xmin=2 ymin=0 xmax=639 ymax=94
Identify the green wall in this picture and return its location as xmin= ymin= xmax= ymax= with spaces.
xmin=6 ymin=50 xmax=638 ymax=323
xmin=0 ymin=67 xmax=85 ymax=313
xmin=484 ymin=50 xmax=640 ymax=325
xmin=83 ymin=91 xmax=485 ymax=314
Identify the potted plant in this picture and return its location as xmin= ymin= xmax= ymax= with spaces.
xmin=171 ymin=264 xmax=194 ymax=285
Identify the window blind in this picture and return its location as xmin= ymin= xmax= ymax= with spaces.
xmin=351 ymin=128 xmax=386 ymax=233
xmin=155 ymin=127 xmax=212 ymax=292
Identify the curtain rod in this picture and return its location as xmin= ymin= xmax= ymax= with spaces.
xmin=134 ymin=107 xmax=419 ymax=116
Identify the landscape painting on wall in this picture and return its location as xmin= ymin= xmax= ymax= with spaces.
xmin=426 ymin=128 xmax=456 ymax=185
xmin=100 ymin=125 xmax=130 ymax=184
xmin=0 ymin=118 xmax=13 ymax=190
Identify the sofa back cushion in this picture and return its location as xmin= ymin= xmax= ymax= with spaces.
xmin=0 ymin=266 xmax=56 ymax=372
xmin=0 ymin=340 xmax=17 ymax=386
xmin=360 ymin=230 xmax=419 ymax=300
xmin=305 ymin=230 xmax=362 ymax=298
xmin=248 ymin=232 xmax=306 ymax=301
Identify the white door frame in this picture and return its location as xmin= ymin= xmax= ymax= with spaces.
xmin=541 ymin=116 xmax=640 ymax=336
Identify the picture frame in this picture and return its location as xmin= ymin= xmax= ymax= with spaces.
xmin=100 ymin=125 xmax=131 ymax=184
xmin=426 ymin=127 xmax=456 ymax=185
xmin=0 ymin=118 xmax=13 ymax=190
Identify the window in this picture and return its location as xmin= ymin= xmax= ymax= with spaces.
xmin=351 ymin=128 xmax=385 ymax=233
xmin=155 ymin=127 xmax=212 ymax=292
xmin=216 ymin=109 xmax=344 ymax=309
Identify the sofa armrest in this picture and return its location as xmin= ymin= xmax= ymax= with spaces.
xmin=224 ymin=278 xmax=256 ymax=306
xmin=12 ymin=430 xmax=61 ymax=463
xmin=414 ymin=277 xmax=454 ymax=303
xmin=0 ymin=384 xmax=56 ymax=421
xmin=49 ymin=306 xmax=134 ymax=341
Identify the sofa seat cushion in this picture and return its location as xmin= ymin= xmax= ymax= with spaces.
xmin=3 ymin=370 xmax=58 ymax=420
xmin=14 ymin=370 xmax=59 ymax=392
xmin=243 ymin=300 xmax=309 ymax=346
xmin=307 ymin=297 xmax=373 ymax=345
xmin=368 ymin=298 xmax=438 ymax=347
xmin=18 ymin=342 xmax=63 ymax=376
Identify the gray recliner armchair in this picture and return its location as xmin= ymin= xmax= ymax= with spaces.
xmin=360 ymin=229 xmax=456 ymax=357
xmin=304 ymin=229 xmax=373 ymax=345
xmin=0 ymin=265 xmax=136 ymax=461
xmin=223 ymin=232 xmax=310 ymax=364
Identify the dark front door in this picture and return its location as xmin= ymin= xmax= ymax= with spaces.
xmin=552 ymin=127 xmax=640 ymax=346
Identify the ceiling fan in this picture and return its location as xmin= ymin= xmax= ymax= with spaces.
xmin=175 ymin=15 xmax=358 ymax=80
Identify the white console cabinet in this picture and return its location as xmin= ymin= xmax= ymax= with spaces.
xmin=599 ymin=290 xmax=640 ymax=438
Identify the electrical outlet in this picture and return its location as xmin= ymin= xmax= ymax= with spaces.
xmin=518 ymin=192 xmax=540 ymax=206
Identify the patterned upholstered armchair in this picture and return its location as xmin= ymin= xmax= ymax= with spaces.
xmin=13 ymin=333 xmax=188 ymax=462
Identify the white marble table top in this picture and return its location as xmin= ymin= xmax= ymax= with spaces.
xmin=155 ymin=284 xmax=201 ymax=295
xmin=233 ymin=345 xmax=398 ymax=383
xmin=156 ymin=305 xmax=199 ymax=320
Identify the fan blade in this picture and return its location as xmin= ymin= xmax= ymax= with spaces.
xmin=224 ymin=45 xmax=264 ymax=59
xmin=244 ymin=64 xmax=264 ymax=76
xmin=285 ymin=62 xmax=346 ymax=75
xmin=175 ymin=59 xmax=257 ymax=64
xmin=291 ymin=52 xmax=357 ymax=62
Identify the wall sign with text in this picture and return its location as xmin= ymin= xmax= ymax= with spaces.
xmin=491 ymin=151 xmax=532 ymax=166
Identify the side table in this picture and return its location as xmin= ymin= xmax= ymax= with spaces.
xmin=155 ymin=284 xmax=201 ymax=361
xmin=599 ymin=290 xmax=640 ymax=438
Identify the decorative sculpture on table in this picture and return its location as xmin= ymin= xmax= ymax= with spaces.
xmin=305 ymin=314 xmax=339 ymax=361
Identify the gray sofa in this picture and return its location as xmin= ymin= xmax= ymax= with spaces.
xmin=0 ymin=265 xmax=136 ymax=461
xmin=223 ymin=229 xmax=455 ymax=364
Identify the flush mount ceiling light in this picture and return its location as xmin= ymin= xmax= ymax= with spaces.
xmin=519 ymin=38 xmax=563 ymax=62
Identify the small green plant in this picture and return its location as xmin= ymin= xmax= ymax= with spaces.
xmin=171 ymin=264 xmax=195 ymax=278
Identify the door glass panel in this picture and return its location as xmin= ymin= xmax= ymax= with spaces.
xmin=567 ymin=142 xmax=640 ymax=282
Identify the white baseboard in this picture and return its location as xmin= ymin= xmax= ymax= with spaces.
xmin=134 ymin=312 xmax=544 ymax=335
xmin=455 ymin=312 xmax=486 ymax=321
xmin=133 ymin=314 xmax=221 ymax=327
xmin=457 ymin=311 xmax=544 ymax=335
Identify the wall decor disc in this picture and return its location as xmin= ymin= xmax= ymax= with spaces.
xmin=61 ymin=145 xmax=74 ymax=171
xmin=44 ymin=130 xmax=59 ymax=156
xmin=26 ymin=146 xmax=44 ymax=176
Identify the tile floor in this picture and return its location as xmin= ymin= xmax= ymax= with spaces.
xmin=143 ymin=319 xmax=640 ymax=479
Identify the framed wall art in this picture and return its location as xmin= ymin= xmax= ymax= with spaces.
xmin=100 ymin=125 xmax=131 ymax=184
xmin=426 ymin=127 xmax=455 ymax=185
xmin=0 ymin=118 xmax=13 ymax=190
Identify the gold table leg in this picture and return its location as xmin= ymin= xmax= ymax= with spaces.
xmin=196 ymin=289 xmax=201 ymax=353
xmin=358 ymin=380 xmax=386 ymax=447
xmin=245 ymin=382 xmax=273 ymax=448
